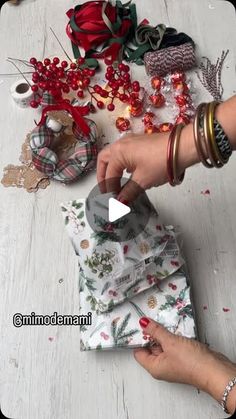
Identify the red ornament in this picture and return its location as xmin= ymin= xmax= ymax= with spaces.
xmin=142 ymin=112 xmax=155 ymax=125
xmin=173 ymin=81 xmax=189 ymax=94
xmin=149 ymin=93 xmax=165 ymax=108
xmin=171 ymin=72 xmax=186 ymax=84
xmin=175 ymin=114 xmax=190 ymax=125
xmin=175 ymin=94 xmax=189 ymax=107
xmin=129 ymin=97 xmax=143 ymax=117
xmin=159 ymin=122 xmax=173 ymax=133
xmin=151 ymin=76 xmax=163 ymax=91
xmin=129 ymin=105 xmax=143 ymax=117
xmin=116 ymin=117 xmax=131 ymax=132
xmin=144 ymin=124 xmax=159 ymax=134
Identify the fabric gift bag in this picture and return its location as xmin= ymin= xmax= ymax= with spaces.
xmin=61 ymin=196 xmax=196 ymax=350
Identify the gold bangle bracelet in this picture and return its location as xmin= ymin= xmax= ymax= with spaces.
xmin=203 ymin=103 xmax=223 ymax=168
xmin=208 ymin=101 xmax=228 ymax=165
xmin=172 ymin=123 xmax=185 ymax=185
xmin=193 ymin=103 xmax=213 ymax=168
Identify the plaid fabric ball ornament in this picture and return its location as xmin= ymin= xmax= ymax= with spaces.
xmin=30 ymin=103 xmax=98 ymax=183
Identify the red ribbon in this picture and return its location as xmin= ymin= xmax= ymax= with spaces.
xmin=37 ymin=102 xmax=91 ymax=135
xmin=66 ymin=1 xmax=134 ymax=63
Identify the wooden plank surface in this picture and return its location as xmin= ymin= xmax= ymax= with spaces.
xmin=0 ymin=1 xmax=235 ymax=418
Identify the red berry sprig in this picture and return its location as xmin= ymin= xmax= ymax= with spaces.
xmin=27 ymin=56 xmax=142 ymax=112
xmin=85 ymin=62 xmax=141 ymax=112
xmin=28 ymin=56 xmax=96 ymax=108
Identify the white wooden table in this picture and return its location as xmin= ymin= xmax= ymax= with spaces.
xmin=0 ymin=1 xmax=236 ymax=418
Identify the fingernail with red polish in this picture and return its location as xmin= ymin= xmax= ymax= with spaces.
xmin=118 ymin=197 xmax=129 ymax=206
xmin=139 ymin=317 xmax=150 ymax=328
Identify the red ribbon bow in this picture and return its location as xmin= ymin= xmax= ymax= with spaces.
xmin=37 ymin=101 xmax=91 ymax=135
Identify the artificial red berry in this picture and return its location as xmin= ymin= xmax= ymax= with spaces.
xmin=97 ymin=101 xmax=105 ymax=109
xmin=62 ymin=84 xmax=70 ymax=93
xmin=44 ymin=70 xmax=51 ymax=78
xmin=53 ymin=57 xmax=60 ymax=65
xmin=123 ymin=73 xmax=130 ymax=82
xmin=100 ymin=90 xmax=109 ymax=98
xmin=66 ymin=70 xmax=74 ymax=78
xmin=94 ymin=85 xmax=102 ymax=94
xmin=104 ymin=57 xmax=113 ymax=65
xmin=132 ymin=81 xmax=140 ymax=92
xmin=124 ymin=65 xmax=130 ymax=73
xmin=82 ymin=68 xmax=90 ymax=76
xmin=107 ymin=65 xmax=114 ymax=74
xmin=83 ymin=77 xmax=90 ymax=86
xmin=49 ymin=64 xmax=57 ymax=72
xmin=111 ymin=81 xmax=119 ymax=90
xmin=123 ymin=82 xmax=131 ymax=90
xmin=105 ymin=73 xmax=113 ymax=81
xmin=70 ymin=62 xmax=77 ymax=70
xmin=44 ymin=58 xmax=51 ymax=66
xmin=119 ymin=94 xmax=128 ymax=102
xmin=31 ymin=85 xmax=38 ymax=92
xmin=32 ymin=72 xmax=40 ymax=82
xmin=50 ymin=88 xmax=61 ymax=98
xmin=77 ymin=90 xmax=84 ymax=98
xmin=78 ymin=57 xmax=85 ymax=66
xmin=30 ymin=100 xmax=39 ymax=108
xmin=30 ymin=57 xmax=37 ymax=65
xmin=118 ymin=63 xmax=126 ymax=72
xmin=116 ymin=79 xmax=123 ymax=88
xmin=61 ymin=60 xmax=68 ymax=69
xmin=57 ymin=69 xmax=64 ymax=78
xmin=88 ymin=69 xmax=96 ymax=77
xmin=38 ymin=81 xmax=47 ymax=91
xmin=71 ymin=83 xmax=78 ymax=91
xmin=107 ymin=103 xmax=115 ymax=111
xmin=37 ymin=64 xmax=44 ymax=73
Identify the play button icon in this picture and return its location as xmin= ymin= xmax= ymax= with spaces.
xmin=108 ymin=198 xmax=131 ymax=222
xmin=85 ymin=177 xmax=154 ymax=242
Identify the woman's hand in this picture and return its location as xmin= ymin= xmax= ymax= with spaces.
xmin=97 ymin=123 xmax=198 ymax=202
xmin=134 ymin=318 xmax=236 ymax=415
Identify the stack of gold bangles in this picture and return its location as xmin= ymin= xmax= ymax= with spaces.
xmin=167 ymin=101 xmax=232 ymax=186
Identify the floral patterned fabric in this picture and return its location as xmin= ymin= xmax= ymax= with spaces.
xmin=61 ymin=196 xmax=196 ymax=350
xmin=79 ymin=270 xmax=196 ymax=350
xmin=61 ymin=198 xmax=184 ymax=312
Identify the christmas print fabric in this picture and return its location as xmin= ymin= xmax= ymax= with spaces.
xmin=61 ymin=198 xmax=184 ymax=311
xmin=61 ymin=197 xmax=196 ymax=350
xmin=79 ymin=269 xmax=195 ymax=350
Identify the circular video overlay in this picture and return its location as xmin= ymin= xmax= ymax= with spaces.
xmin=85 ymin=177 xmax=153 ymax=242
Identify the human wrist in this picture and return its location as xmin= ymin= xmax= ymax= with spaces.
xmin=203 ymin=358 xmax=236 ymax=414
xmin=177 ymin=123 xmax=199 ymax=173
